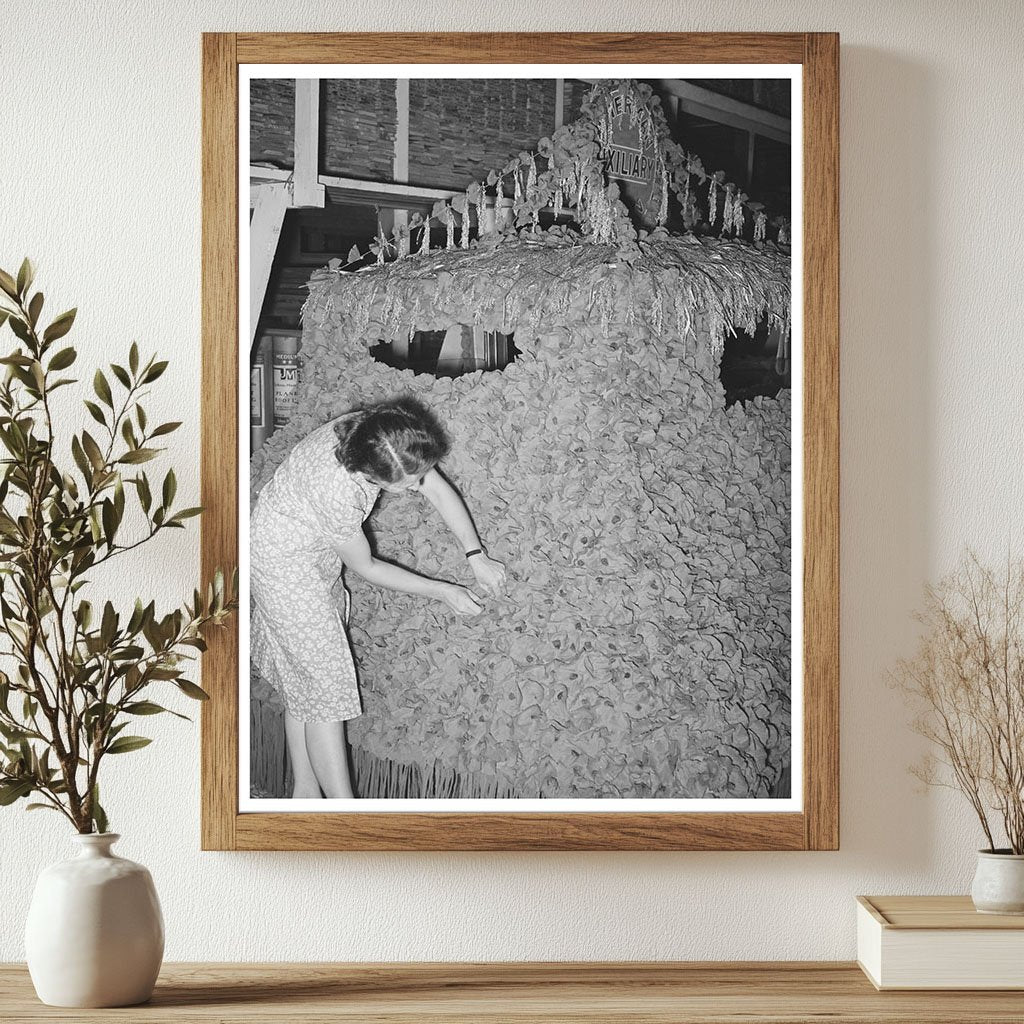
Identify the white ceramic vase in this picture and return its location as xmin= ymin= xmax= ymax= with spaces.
xmin=25 ymin=833 xmax=164 ymax=1007
xmin=971 ymin=850 xmax=1024 ymax=915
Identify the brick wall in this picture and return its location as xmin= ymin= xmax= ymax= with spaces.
xmin=407 ymin=78 xmax=558 ymax=189
xmin=562 ymin=78 xmax=591 ymax=125
xmin=321 ymin=79 xmax=397 ymax=180
xmin=250 ymin=79 xmax=294 ymax=167
xmin=251 ymin=77 xmax=594 ymax=185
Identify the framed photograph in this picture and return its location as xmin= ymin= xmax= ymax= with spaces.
xmin=201 ymin=32 xmax=838 ymax=851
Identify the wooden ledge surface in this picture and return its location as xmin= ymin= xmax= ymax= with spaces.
xmin=2 ymin=961 xmax=1024 ymax=1022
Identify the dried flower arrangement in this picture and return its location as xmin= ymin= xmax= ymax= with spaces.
xmin=896 ymin=553 xmax=1024 ymax=854
xmin=354 ymin=80 xmax=790 ymax=272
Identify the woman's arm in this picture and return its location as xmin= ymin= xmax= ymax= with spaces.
xmin=417 ymin=468 xmax=483 ymax=552
xmin=418 ymin=468 xmax=507 ymax=595
xmin=335 ymin=528 xmax=482 ymax=615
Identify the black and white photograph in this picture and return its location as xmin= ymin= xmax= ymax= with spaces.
xmin=242 ymin=67 xmax=799 ymax=808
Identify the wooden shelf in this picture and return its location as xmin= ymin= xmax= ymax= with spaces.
xmin=3 ymin=962 xmax=1024 ymax=1022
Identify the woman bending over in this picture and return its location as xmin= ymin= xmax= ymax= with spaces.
xmin=250 ymin=396 xmax=506 ymax=798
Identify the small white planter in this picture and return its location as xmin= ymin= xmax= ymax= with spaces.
xmin=25 ymin=833 xmax=164 ymax=1007
xmin=971 ymin=849 xmax=1024 ymax=915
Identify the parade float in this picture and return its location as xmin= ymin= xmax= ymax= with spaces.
xmin=251 ymin=81 xmax=793 ymax=799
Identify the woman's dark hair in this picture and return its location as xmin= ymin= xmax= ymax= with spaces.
xmin=333 ymin=395 xmax=450 ymax=484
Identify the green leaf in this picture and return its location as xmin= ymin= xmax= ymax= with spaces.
xmin=168 ymin=507 xmax=203 ymax=524
xmin=136 ymin=473 xmax=152 ymax=513
xmin=16 ymin=258 xmax=34 ymax=298
xmin=101 ymin=498 xmax=117 ymax=546
xmin=121 ymin=418 xmax=137 ymax=449
xmin=100 ymin=601 xmax=117 ymax=646
xmin=129 ymin=342 xmax=139 ymax=375
xmin=0 ymin=779 xmax=33 ymax=805
xmin=124 ymin=701 xmax=164 ymax=715
xmin=124 ymin=700 xmax=189 ymax=721
xmin=43 ymin=308 xmax=76 ymax=344
xmin=149 ymin=421 xmax=181 ymax=438
xmin=83 ymin=400 xmax=106 ymax=427
xmin=113 ymin=475 xmax=125 ymax=521
xmin=27 ymin=292 xmax=43 ymax=328
xmin=118 ymin=448 xmax=157 ymax=465
xmin=110 ymin=363 xmax=131 ymax=389
xmin=162 ymin=468 xmax=176 ymax=508
xmin=93 ymin=369 xmax=113 ymax=408
xmin=175 ymin=679 xmax=210 ymax=701
xmin=71 ymin=435 xmax=92 ymax=482
xmin=8 ymin=317 xmax=31 ymax=345
xmin=0 ymin=269 xmax=18 ymax=300
xmin=81 ymin=431 xmax=105 ymax=472
xmin=48 ymin=346 xmax=77 ymax=371
xmin=26 ymin=802 xmax=61 ymax=813
xmin=142 ymin=360 xmax=168 ymax=383
xmin=105 ymin=735 xmax=152 ymax=755
xmin=91 ymin=784 xmax=108 ymax=834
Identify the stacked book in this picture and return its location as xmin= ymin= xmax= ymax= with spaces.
xmin=857 ymin=895 xmax=1024 ymax=989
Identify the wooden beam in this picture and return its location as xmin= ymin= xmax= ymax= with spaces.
xmin=576 ymin=77 xmax=791 ymax=143
xmin=392 ymin=79 xmax=411 ymax=237
xmin=322 ymin=175 xmax=455 ymax=203
xmin=249 ymin=182 xmax=290 ymax=346
xmin=654 ymin=78 xmax=791 ymax=143
xmin=249 ymin=168 xmax=457 ymax=208
xmin=393 ymin=79 xmax=410 ymax=182
xmin=293 ymin=78 xmax=325 ymax=207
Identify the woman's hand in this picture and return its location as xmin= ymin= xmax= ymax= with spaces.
xmin=436 ymin=582 xmax=483 ymax=616
xmin=468 ymin=553 xmax=507 ymax=597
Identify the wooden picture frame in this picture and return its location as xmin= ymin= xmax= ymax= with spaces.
xmin=201 ymin=32 xmax=838 ymax=851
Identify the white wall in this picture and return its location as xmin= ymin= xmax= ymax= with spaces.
xmin=1 ymin=0 xmax=1021 ymax=961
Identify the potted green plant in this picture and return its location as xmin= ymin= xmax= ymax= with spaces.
xmin=896 ymin=552 xmax=1024 ymax=914
xmin=0 ymin=260 xmax=236 ymax=1006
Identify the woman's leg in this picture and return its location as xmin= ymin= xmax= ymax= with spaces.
xmin=304 ymin=720 xmax=356 ymax=799
xmin=284 ymin=711 xmax=322 ymax=799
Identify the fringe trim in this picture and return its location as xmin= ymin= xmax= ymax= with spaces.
xmin=351 ymin=745 xmax=520 ymax=800
xmin=250 ymin=694 xmax=292 ymax=798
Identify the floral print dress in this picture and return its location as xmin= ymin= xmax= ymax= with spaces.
xmin=250 ymin=418 xmax=381 ymax=722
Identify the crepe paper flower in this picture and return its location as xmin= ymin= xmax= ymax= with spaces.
xmin=257 ymin=231 xmax=791 ymax=801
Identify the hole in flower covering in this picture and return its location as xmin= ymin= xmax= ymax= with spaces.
xmin=719 ymin=315 xmax=791 ymax=407
xmin=369 ymin=326 xmax=519 ymax=378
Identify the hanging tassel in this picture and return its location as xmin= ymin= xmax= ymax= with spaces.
xmin=754 ymin=211 xmax=767 ymax=242
xmin=446 ymin=205 xmax=455 ymax=250
xmin=778 ymin=220 xmax=789 ymax=245
xmin=472 ymin=185 xmax=483 ymax=244
xmin=732 ymin=199 xmax=744 ymax=238
xmin=708 ymin=177 xmax=718 ymax=228
xmin=418 ymin=219 xmax=430 ymax=255
xmin=658 ymin=156 xmax=668 ymax=226
xmin=554 ymin=183 xmax=563 ymax=216
xmin=496 ymin=175 xmax=505 ymax=231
